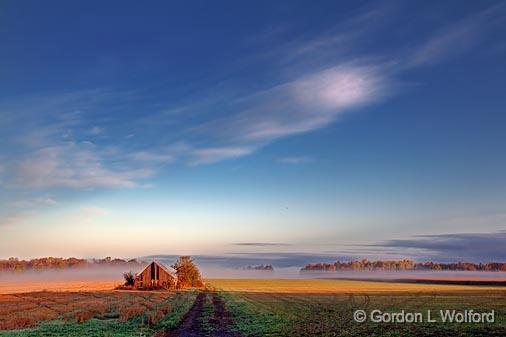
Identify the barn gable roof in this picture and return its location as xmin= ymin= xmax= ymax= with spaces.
xmin=136 ymin=260 xmax=177 ymax=278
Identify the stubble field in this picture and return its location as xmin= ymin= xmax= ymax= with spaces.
xmin=0 ymin=279 xmax=504 ymax=336
xmin=211 ymin=279 xmax=506 ymax=337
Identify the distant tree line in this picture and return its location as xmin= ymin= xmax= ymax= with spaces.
xmin=0 ymin=257 xmax=142 ymax=273
xmin=246 ymin=264 xmax=274 ymax=271
xmin=301 ymin=259 xmax=506 ymax=272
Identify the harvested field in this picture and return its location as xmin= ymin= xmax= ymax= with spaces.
xmin=0 ymin=290 xmax=174 ymax=330
xmin=207 ymin=278 xmax=506 ymax=293
xmin=0 ymin=289 xmax=198 ymax=337
xmin=0 ymin=279 xmax=120 ymax=294
xmin=0 ymin=279 xmax=505 ymax=336
xmin=209 ymin=279 xmax=506 ymax=337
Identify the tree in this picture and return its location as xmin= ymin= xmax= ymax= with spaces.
xmin=123 ymin=271 xmax=135 ymax=286
xmin=171 ymin=256 xmax=203 ymax=288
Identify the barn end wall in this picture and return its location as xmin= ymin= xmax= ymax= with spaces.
xmin=134 ymin=262 xmax=176 ymax=289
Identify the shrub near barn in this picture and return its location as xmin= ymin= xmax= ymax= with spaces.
xmin=172 ymin=256 xmax=204 ymax=288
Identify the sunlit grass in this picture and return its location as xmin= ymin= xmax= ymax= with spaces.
xmin=207 ymin=278 xmax=505 ymax=293
xmin=210 ymin=279 xmax=506 ymax=337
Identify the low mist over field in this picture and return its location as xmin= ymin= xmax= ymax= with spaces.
xmin=2 ymin=254 xmax=506 ymax=295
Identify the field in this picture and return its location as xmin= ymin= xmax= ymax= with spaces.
xmin=207 ymin=278 xmax=504 ymax=293
xmin=0 ymin=279 xmax=504 ymax=336
xmin=0 ymin=279 xmax=120 ymax=294
xmin=210 ymin=279 xmax=506 ymax=336
xmin=0 ymin=290 xmax=197 ymax=337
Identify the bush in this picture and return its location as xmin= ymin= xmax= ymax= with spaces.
xmin=123 ymin=271 xmax=135 ymax=286
xmin=171 ymin=256 xmax=204 ymax=288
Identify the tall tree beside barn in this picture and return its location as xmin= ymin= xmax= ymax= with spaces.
xmin=172 ymin=256 xmax=204 ymax=288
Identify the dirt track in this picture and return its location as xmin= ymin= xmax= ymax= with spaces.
xmin=164 ymin=291 xmax=242 ymax=337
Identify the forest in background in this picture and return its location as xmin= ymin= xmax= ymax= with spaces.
xmin=0 ymin=257 xmax=142 ymax=273
xmin=301 ymin=259 xmax=506 ymax=272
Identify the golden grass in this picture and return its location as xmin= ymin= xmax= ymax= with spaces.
xmin=2 ymin=277 xmax=504 ymax=295
xmin=207 ymin=278 xmax=506 ymax=293
xmin=0 ymin=279 xmax=121 ymax=294
xmin=0 ymin=290 xmax=175 ymax=330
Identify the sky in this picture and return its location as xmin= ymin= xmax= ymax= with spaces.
xmin=1 ymin=0 xmax=506 ymax=263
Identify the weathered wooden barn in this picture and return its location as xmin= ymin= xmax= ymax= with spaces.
xmin=134 ymin=261 xmax=177 ymax=289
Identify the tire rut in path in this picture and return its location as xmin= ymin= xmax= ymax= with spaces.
xmin=210 ymin=292 xmax=242 ymax=337
xmin=163 ymin=291 xmax=242 ymax=337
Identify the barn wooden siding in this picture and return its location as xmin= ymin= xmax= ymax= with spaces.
xmin=134 ymin=261 xmax=176 ymax=289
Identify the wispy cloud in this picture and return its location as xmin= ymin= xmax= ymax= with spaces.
xmin=188 ymin=146 xmax=254 ymax=165
xmin=362 ymin=231 xmax=506 ymax=262
xmin=1 ymin=90 xmax=161 ymax=191
xmin=1 ymin=2 xmax=502 ymax=196
xmin=1 ymin=196 xmax=57 ymax=228
xmin=405 ymin=3 xmax=506 ymax=67
xmin=171 ymin=4 xmax=504 ymax=168
xmin=277 ymin=156 xmax=313 ymax=165
xmin=0 ymin=66 xmax=440 ymax=195
xmin=7 ymin=197 xmax=57 ymax=209
xmin=199 ymin=65 xmax=386 ymax=144
xmin=234 ymin=242 xmax=292 ymax=247
xmin=89 ymin=126 xmax=104 ymax=135
xmin=129 ymin=151 xmax=174 ymax=163
xmin=246 ymin=1 xmax=396 ymax=69
xmin=16 ymin=142 xmax=153 ymax=189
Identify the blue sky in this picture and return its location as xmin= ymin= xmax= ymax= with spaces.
xmin=1 ymin=1 xmax=505 ymax=262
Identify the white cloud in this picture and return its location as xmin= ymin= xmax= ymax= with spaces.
xmin=38 ymin=197 xmax=57 ymax=206
xmin=2 ymin=2 xmax=503 ymax=193
xmin=277 ymin=156 xmax=313 ymax=164
xmin=16 ymin=143 xmax=153 ymax=189
xmin=409 ymin=23 xmax=479 ymax=67
xmin=200 ymin=65 xmax=386 ymax=144
xmin=130 ymin=151 xmax=174 ymax=163
xmin=406 ymin=4 xmax=505 ymax=67
xmin=188 ymin=146 xmax=254 ymax=165
xmin=90 ymin=126 xmax=104 ymax=135
xmin=8 ymin=197 xmax=57 ymax=209
xmin=249 ymin=2 xmax=395 ymax=67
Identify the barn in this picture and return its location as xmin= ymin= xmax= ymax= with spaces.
xmin=134 ymin=261 xmax=177 ymax=289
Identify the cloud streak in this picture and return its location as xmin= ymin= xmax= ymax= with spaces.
xmin=277 ymin=156 xmax=313 ymax=165
xmin=233 ymin=242 xmax=292 ymax=247
xmin=199 ymin=65 xmax=386 ymax=144
xmin=188 ymin=146 xmax=254 ymax=165
xmin=405 ymin=3 xmax=506 ymax=68
xmin=366 ymin=231 xmax=506 ymax=262
xmin=2 ymin=2 xmax=503 ymax=196
xmin=16 ymin=143 xmax=153 ymax=189
xmin=7 ymin=197 xmax=57 ymax=209
xmin=2 ymin=62 xmax=386 ymax=193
